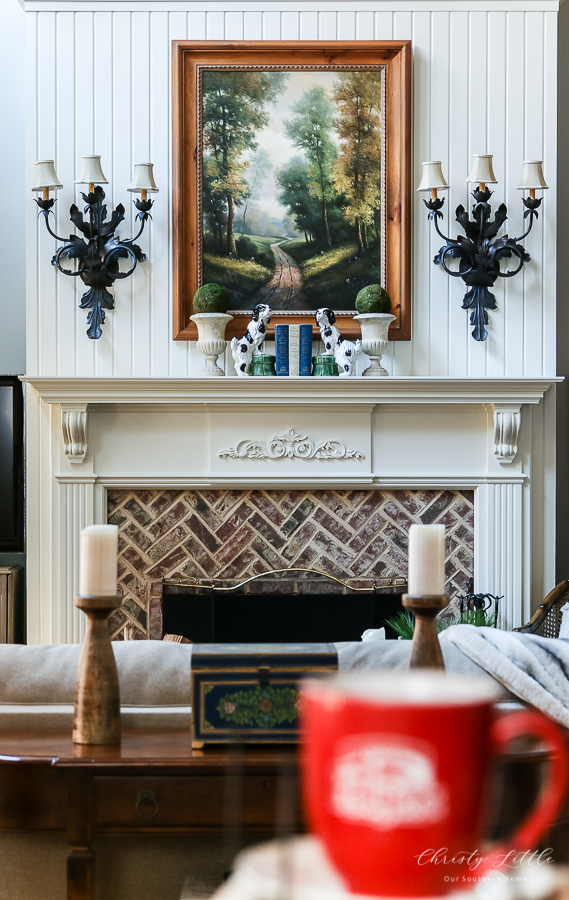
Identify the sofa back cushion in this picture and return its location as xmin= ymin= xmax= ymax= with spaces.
xmin=0 ymin=642 xmax=193 ymax=706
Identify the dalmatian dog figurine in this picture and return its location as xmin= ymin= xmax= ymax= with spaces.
xmin=231 ymin=304 xmax=272 ymax=376
xmin=316 ymin=307 xmax=361 ymax=377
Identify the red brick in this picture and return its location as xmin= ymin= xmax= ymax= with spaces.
xmin=313 ymin=531 xmax=355 ymax=570
xmin=249 ymin=492 xmax=287 ymax=526
xmin=216 ymin=502 xmax=254 ymax=542
xmin=217 ymin=548 xmax=257 ymax=579
xmin=147 ymin=524 xmax=189 ymax=563
xmin=347 ymin=491 xmax=385 ymax=530
xmin=147 ymin=547 xmax=188 ymax=579
xmin=148 ymin=501 xmax=190 ymax=539
xmin=214 ymin=526 xmax=254 ymax=566
xmin=313 ymin=508 xmax=353 ymax=543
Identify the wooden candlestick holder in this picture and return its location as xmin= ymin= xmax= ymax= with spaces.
xmin=402 ymin=594 xmax=449 ymax=670
xmin=73 ymin=594 xmax=122 ymax=745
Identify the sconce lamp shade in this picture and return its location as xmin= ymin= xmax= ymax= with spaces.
xmin=32 ymin=160 xmax=63 ymax=191
xmin=75 ymin=155 xmax=108 ymax=185
xmin=127 ymin=163 xmax=159 ymax=193
xmin=466 ymin=155 xmax=497 ymax=184
xmin=417 ymin=161 xmax=449 ymax=192
xmin=517 ymin=161 xmax=548 ymax=190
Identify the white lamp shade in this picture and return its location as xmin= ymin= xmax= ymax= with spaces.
xmin=466 ymin=155 xmax=497 ymax=184
xmin=75 ymin=155 xmax=108 ymax=185
xmin=417 ymin=161 xmax=449 ymax=192
xmin=517 ymin=161 xmax=548 ymax=191
xmin=32 ymin=160 xmax=62 ymax=191
xmin=128 ymin=163 xmax=159 ymax=193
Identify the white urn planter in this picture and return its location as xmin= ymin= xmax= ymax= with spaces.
xmin=353 ymin=313 xmax=397 ymax=376
xmin=190 ymin=313 xmax=234 ymax=376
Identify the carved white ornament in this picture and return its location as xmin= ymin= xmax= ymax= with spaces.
xmin=219 ymin=429 xmax=365 ymax=461
xmin=61 ymin=405 xmax=88 ymax=464
xmin=493 ymin=406 xmax=521 ymax=465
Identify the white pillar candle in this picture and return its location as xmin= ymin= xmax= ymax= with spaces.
xmin=408 ymin=524 xmax=446 ymax=595
xmin=79 ymin=525 xmax=118 ymax=597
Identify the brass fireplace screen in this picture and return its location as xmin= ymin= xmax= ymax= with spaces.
xmin=161 ymin=568 xmax=408 ymax=644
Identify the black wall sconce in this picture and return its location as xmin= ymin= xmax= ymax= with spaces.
xmin=417 ymin=155 xmax=547 ymax=341
xmin=33 ymin=156 xmax=158 ymax=339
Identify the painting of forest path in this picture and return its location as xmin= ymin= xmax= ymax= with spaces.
xmin=201 ymin=68 xmax=384 ymax=313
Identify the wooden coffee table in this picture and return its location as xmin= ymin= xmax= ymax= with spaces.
xmin=0 ymin=728 xmax=301 ymax=900
xmin=0 ymin=723 xmax=567 ymax=900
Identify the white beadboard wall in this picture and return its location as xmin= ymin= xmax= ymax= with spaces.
xmin=25 ymin=0 xmax=558 ymax=379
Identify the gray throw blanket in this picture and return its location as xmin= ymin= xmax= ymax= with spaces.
xmin=440 ymin=625 xmax=569 ymax=727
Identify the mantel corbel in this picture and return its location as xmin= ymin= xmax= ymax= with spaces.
xmin=490 ymin=404 xmax=522 ymax=465
xmin=60 ymin=404 xmax=88 ymax=464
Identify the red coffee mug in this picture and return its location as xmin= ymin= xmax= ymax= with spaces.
xmin=302 ymin=671 xmax=568 ymax=898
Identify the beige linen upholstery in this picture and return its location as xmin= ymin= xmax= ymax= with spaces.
xmin=0 ymin=641 xmax=193 ymax=727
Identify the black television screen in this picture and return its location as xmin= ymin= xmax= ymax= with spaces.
xmin=0 ymin=379 xmax=23 ymax=551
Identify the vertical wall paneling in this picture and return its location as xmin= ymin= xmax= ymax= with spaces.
xmin=486 ymin=12 xmax=507 ymax=377
xmin=504 ymin=12 xmax=526 ymax=376
xmin=429 ymin=11 xmax=450 ymax=377
xmin=319 ymin=11 xmax=337 ymax=40
xmin=37 ymin=13 xmax=58 ymax=377
xmin=523 ymin=11 xmax=544 ymax=377
xmin=150 ymin=11 xmax=170 ymax=376
xmin=28 ymin=4 xmax=559 ymax=381
xmin=337 ymin=10 xmax=355 ymax=41
xmin=206 ymin=10 xmax=224 ymax=40
xmin=374 ymin=12 xmax=393 ymax=40
xmin=467 ymin=10 xmax=488 ymax=377
xmin=25 ymin=11 xmax=39 ymax=377
xmin=225 ymin=11 xmax=244 ymax=41
xmin=542 ymin=11 xmax=557 ymax=377
xmin=244 ymin=11 xmax=262 ymax=41
xmin=300 ymin=10 xmax=318 ymax=40
xmin=93 ymin=12 xmax=114 ymax=376
xmin=168 ymin=12 xmax=190 ymax=376
xmin=263 ymin=11 xmax=281 ymax=40
xmin=188 ymin=11 xmax=206 ymax=40
xmin=356 ymin=10 xmax=373 ymax=41
xmin=55 ymin=12 xmax=78 ymax=377
xmin=131 ymin=12 xmax=152 ymax=377
xmin=281 ymin=12 xmax=299 ymax=41
xmin=110 ymin=12 xmax=133 ymax=377
xmin=447 ymin=11 xmax=469 ymax=377
xmin=74 ymin=12 xmax=96 ymax=376
xmin=412 ymin=11 xmax=431 ymax=376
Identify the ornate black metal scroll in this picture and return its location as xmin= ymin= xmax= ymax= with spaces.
xmin=424 ymin=188 xmax=542 ymax=341
xmin=35 ymin=186 xmax=153 ymax=339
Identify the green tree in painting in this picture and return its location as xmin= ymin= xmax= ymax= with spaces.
xmin=202 ymin=72 xmax=286 ymax=257
xmin=276 ymin=157 xmax=322 ymax=243
xmin=284 ymin=87 xmax=338 ymax=248
xmin=240 ymin=149 xmax=271 ymax=237
xmin=332 ymin=72 xmax=383 ymax=254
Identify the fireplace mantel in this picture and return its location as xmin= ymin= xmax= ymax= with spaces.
xmin=21 ymin=374 xmax=560 ymax=643
xmin=21 ymin=376 xmax=561 ymax=407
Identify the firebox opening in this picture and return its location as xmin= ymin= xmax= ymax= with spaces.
xmin=162 ymin=586 xmax=405 ymax=643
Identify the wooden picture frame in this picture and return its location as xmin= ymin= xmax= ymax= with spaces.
xmin=173 ymin=41 xmax=411 ymax=341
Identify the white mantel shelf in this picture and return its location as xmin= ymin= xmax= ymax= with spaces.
xmin=21 ymin=376 xmax=562 ymax=406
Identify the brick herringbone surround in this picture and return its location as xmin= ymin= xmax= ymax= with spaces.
xmin=107 ymin=489 xmax=474 ymax=639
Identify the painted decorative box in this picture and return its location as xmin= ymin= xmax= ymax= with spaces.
xmin=190 ymin=643 xmax=338 ymax=747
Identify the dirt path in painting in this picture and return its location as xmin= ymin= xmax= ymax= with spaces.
xmin=253 ymin=241 xmax=307 ymax=310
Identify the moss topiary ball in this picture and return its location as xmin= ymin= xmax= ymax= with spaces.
xmin=355 ymin=284 xmax=392 ymax=315
xmin=193 ymin=283 xmax=230 ymax=314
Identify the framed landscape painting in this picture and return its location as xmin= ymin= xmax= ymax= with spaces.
xmin=173 ymin=42 xmax=411 ymax=340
